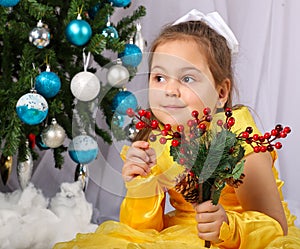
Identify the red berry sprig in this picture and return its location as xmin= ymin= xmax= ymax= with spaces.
xmin=238 ymin=124 xmax=291 ymax=153
xmin=126 ymin=107 xmax=291 ymax=154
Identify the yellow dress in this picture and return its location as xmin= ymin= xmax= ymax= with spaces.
xmin=53 ymin=106 xmax=300 ymax=249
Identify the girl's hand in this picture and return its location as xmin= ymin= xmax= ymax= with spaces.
xmin=122 ymin=141 xmax=156 ymax=182
xmin=194 ymin=200 xmax=228 ymax=244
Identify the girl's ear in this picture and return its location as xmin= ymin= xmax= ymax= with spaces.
xmin=216 ymin=78 xmax=231 ymax=108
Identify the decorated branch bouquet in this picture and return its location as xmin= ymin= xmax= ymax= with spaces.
xmin=127 ymin=107 xmax=291 ymax=205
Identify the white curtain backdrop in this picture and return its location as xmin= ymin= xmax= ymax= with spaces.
xmin=1 ymin=0 xmax=300 ymax=225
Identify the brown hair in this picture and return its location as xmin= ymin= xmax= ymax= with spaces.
xmin=149 ymin=20 xmax=236 ymax=108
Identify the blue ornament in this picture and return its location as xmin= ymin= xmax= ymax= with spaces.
xmin=65 ymin=17 xmax=92 ymax=46
xmin=102 ymin=26 xmax=119 ymax=39
xmin=0 ymin=0 xmax=20 ymax=7
xmin=68 ymin=135 xmax=99 ymax=164
xmin=119 ymin=43 xmax=142 ymax=67
xmin=16 ymin=92 xmax=48 ymax=125
xmin=36 ymin=134 xmax=50 ymax=150
xmin=35 ymin=69 xmax=61 ymax=98
xmin=108 ymin=0 xmax=131 ymax=7
xmin=88 ymin=3 xmax=102 ymax=19
xmin=112 ymin=90 xmax=137 ymax=115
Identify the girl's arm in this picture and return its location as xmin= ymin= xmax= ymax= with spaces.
xmin=119 ymin=141 xmax=166 ymax=231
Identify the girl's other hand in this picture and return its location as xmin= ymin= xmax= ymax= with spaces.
xmin=194 ymin=200 xmax=228 ymax=244
xmin=122 ymin=141 xmax=156 ymax=182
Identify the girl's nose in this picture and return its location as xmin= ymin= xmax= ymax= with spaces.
xmin=165 ymin=78 xmax=180 ymax=97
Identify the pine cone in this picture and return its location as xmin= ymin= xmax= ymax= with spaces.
xmin=225 ymin=173 xmax=245 ymax=188
xmin=174 ymin=172 xmax=199 ymax=203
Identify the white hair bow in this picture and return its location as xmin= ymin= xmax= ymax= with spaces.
xmin=173 ymin=9 xmax=239 ymax=54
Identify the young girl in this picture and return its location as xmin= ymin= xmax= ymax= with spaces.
xmin=54 ymin=10 xmax=300 ymax=249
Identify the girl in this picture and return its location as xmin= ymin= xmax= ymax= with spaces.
xmin=54 ymin=10 xmax=300 ymax=249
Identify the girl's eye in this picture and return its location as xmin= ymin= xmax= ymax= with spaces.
xmin=181 ymin=76 xmax=195 ymax=83
xmin=154 ymin=75 xmax=166 ymax=83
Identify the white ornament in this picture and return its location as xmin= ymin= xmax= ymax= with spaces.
xmin=71 ymin=71 xmax=100 ymax=102
xmin=70 ymin=51 xmax=100 ymax=102
xmin=107 ymin=59 xmax=129 ymax=88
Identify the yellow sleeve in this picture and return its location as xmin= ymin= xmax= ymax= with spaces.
xmin=119 ymin=145 xmax=165 ymax=231
xmin=215 ymin=210 xmax=283 ymax=249
xmin=119 ymin=142 xmax=185 ymax=231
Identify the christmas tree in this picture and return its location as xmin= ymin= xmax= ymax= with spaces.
xmin=0 ymin=0 xmax=146 ymax=185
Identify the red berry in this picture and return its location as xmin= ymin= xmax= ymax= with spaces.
xmin=227 ymin=117 xmax=235 ymax=127
xmin=205 ymin=115 xmax=212 ymax=122
xmin=283 ymin=126 xmax=291 ymax=134
xmin=191 ymin=110 xmax=199 ymax=118
xmin=173 ymin=132 xmax=181 ymax=138
xmin=151 ymin=120 xmax=159 ymax=129
xmin=275 ymin=142 xmax=282 ymax=149
xmin=179 ymin=158 xmax=186 ymax=165
xmin=177 ymin=125 xmax=184 ymax=132
xmin=161 ymin=129 xmax=168 ymax=136
xmin=164 ymin=124 xmax=171 ymax=131
xmin=253 ymin=146 xmax=260 ymax=153
xmin=264 ymin=132 xmax=271 ymax=139
xmin=126 ymin=108 xmax=135 ymax=117
xmin=203 ymin=107 xmax=211 ymax=115
xmin=180 ymin=147 xmax=185 ymax=154
xmin=225 ymin=109 xmax=232 ymax=117
xmin=252 ymin=134 xmax=259 ymax=141
xmin=280 ymin=131 xmax=287 ymax=138
xmin=187 ymin=120 xmax=194 ymax=127
xmin=145 ymin=111 xmax=151 ymax=119
xmin=259 ymin=136 xmax=265 ymax=142
xmin=159 ymin=137 xmax=167 ymax=144
xmin=260 ymin=146 xmax=267 ymax=152
xmin=188 ymin=171 xmax=195 ymax=177
xmin=242 ymin=131 xmax=249 ymax=139
xmin=135 ymin=121 xmax=145 ymax=130
xmin=271 ymin=129 xmax=278 ymax=136
xmin=171 ymin=139 xmax=180 ymax=147
xmin=217 ymin=119 xmax=223 ymax=127
xmin=199 ymin=123 xmax=206 ymax=131
xmin=138 ymin=109 xmax=146 ymax=117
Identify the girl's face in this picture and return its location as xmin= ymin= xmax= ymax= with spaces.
xmin=149 ymin=39 xmax=221 ymax=126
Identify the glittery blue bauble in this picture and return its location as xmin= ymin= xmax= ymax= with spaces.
xmin=35 ymin=71 xmax=61 ymax=98
xmin=0 ymin=0 xmax=20 ymax=7
xmin=108 ymin=0 xmax=131 ymax=7
xmin=112 ymin=90 xmax=137 ymax=115
xmin=102 ymin=26 xmax=119 ymax=39
xmin=16 ymin=92 xmax=48 ymax=125
xmin=68 ymin=135 xmax=99 ymax=164
xmin=119 ymin=44 xmax=142 ymax=67
xmin=65 ymin=19 xmax=92 ymax=46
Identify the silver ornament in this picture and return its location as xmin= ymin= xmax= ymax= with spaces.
xmin=74 ymin=164 xmax=88 ymax=191
xmin=126 ymin=118 xmax=139 ymax=141
xmin=134 ymin=22 xmax=146 ymax=53
xmin=17 ymin=141 xmax=33 ymax=190
xmin=107 ymin=59 xmax=130 ymax=88
xmin=29 ymin=20 xmax=50 ymax=49
xmin=41 ymin=118 xmax=66 ymax=148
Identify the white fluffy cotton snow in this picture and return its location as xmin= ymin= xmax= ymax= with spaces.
xmin=0 ymin=181 xmax=97 ymax=249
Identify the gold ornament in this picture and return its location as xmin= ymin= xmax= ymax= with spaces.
xmin=0 ymin=154 xmax=13 ymax=185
